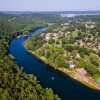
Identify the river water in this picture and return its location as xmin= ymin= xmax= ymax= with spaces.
xmin=9 ymin=27 xmax=100 ymax=100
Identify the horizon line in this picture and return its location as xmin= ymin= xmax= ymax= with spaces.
xmin=0 ymin=10 xmax=100 ymax=12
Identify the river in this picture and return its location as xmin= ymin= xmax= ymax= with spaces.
xmin=9 ymin=27 xmax=100 ymax=100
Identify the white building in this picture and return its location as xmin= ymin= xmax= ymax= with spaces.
xmin=76 ymin=68 xmax=87 ymax=75
xmin=69 ymin=61 xmax=76 ymax=68
xmin=45 ymin=33 xmax=52 ymax=40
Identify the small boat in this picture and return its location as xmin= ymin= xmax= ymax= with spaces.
xmin=17 ymin=36 xmax=21 ymax=38
xmin=52 ymin=77 xmax=54 ymax=80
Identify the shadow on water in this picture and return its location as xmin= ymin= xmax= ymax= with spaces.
xmin=9 ymin=27 xmax=100 ymax=100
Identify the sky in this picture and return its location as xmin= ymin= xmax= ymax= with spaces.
xmin=0 ymin=0 xmax=100 ymax=11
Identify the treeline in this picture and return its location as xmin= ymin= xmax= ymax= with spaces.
xmin=0 ymin=13 xmax=61 ymax=100
xmin=74 ymin=15 xmax=100 ymax=22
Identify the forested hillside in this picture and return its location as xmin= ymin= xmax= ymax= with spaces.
xmin=0 ymin=13 xmax=61 ymax=100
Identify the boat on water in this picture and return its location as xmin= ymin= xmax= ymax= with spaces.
xmin=52 ymin=77 xmax=54 ymax=80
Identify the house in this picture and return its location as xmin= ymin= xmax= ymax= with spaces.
xmin=76 ymin=53 xmax=80 ymax=58
xmin=93 ymin=47 xmax=98 ymax=51
xmin=76 ymin=40 xmax=84 ymax=46
xmin=85 ymin=21 xmax=96 ymax=29
xmin=54 ymin=33 xmax=60 ymax=39
xmin=64 ymin=23 xmax=69 ymax=26
xmin=65 ymin=32 xmax=71 ymax=36
xmin=45 ymin=33 xmax=60 ymax=40
xmin=76 ymin=68 xmax=87 ymax=76
xmin=98 ymin=44 xmax=100 ymax=50
xmin=61 ymin=23 xmax=69 ymax=26
xmin=41 ymin=33 xmax=46 ymax=38
xmin=98 ymin=68 xmax=100 ymax=72
xmin=69 ymin=61 xmax=76 ymax=68
xmin=45 ymin=33 xmax=52 ymax=40
xmin=87 ymin=43 xmax=92 ymax=47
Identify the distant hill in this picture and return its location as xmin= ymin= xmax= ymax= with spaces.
xmin=0 ymin=11 xmax=100 ymax=15
xmin=0 ymin=11 xmax=33 ymax=15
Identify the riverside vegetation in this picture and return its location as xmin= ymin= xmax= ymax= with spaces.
xmin=0 ymin=13 xmax=63 ymax=100
xmin=26 ymin=15 xmax=100 ymax=90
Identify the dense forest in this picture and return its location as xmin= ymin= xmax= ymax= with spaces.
xmin=0 ymin=13 xmax=62 ymax=100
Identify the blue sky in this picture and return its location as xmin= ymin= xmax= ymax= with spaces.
xmin=0 ymin=0 xmax=100 ymax=11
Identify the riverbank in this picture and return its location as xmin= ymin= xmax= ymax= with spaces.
xmin=26 ymin=49 xmax=100 ymax=90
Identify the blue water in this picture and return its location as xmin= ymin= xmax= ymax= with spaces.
xmin=9 ymin=27 xmax=100 ymax=100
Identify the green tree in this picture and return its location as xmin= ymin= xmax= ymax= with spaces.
xmin=48 ymin=39 xmax=55 ymax=44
